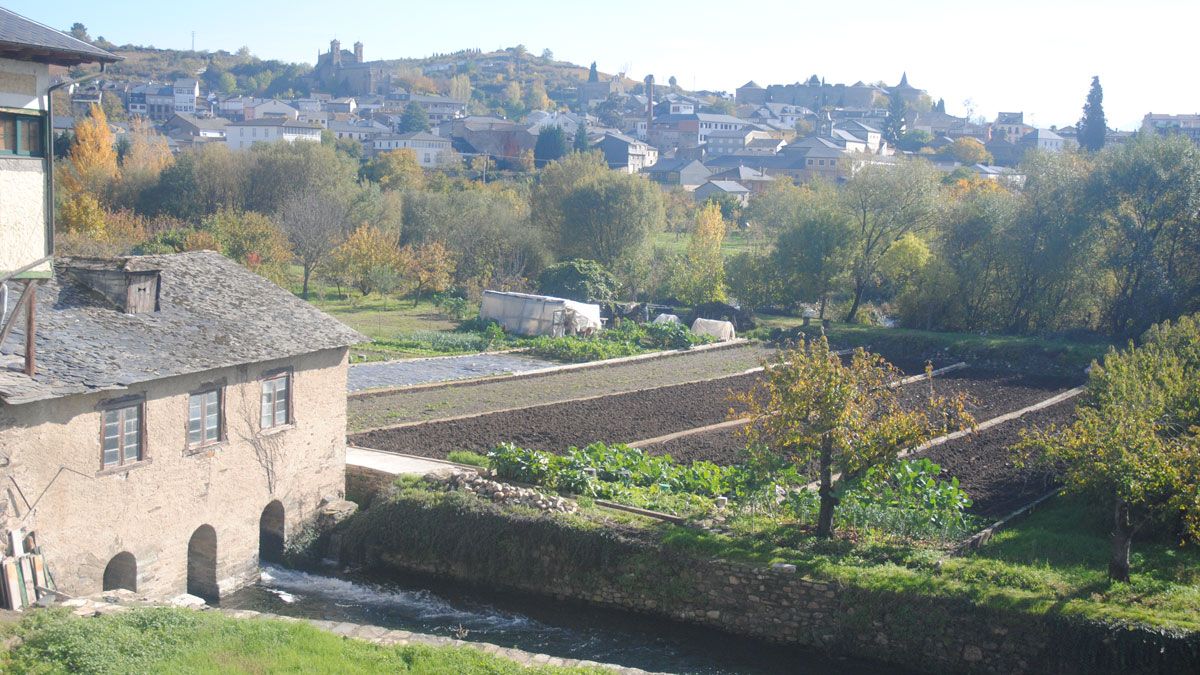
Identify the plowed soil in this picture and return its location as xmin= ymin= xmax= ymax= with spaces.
xmin=351 ymin=368 xmax=1075 ymax=467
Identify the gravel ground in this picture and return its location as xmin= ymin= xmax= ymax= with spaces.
xmin=347 ymin=353 xmax=558 ymax=392
xmin=348 ymin=343 xmax=772 ymax=432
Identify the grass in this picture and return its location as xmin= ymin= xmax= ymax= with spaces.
xmin=659 ymin=494 xmax=1200 ymax=631
xmin=755 ymin=316 xmax=1111 ymax=375
xmin=650 ymin=229 xmax=766 ymax=257
xmin=0 ymin=607 xmax=608 ymax=674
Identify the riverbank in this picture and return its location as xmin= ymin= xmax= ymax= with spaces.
xmin=333 ymin=481 xmax=1200 ymax=675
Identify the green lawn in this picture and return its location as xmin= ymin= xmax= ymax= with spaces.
xmin=1 ymin=607 xmax=608 ymax=674
xmin=650 ymin=229 xmax=767 ymax=257
xmin=661 ymin=494 xmax=1200 ymax=631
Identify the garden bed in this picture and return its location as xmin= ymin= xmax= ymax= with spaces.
xmin=351 ymin=368 xmax=1075 ymax=465
xmin=640 ymin=370 xmax=1074 ymax=464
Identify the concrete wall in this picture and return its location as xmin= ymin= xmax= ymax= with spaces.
xmin=0 ymin=347 xmax=349 ymax=599
xmin=0 ymin=58 xmax=50 ymax=110
xmin=0 ymin=157 xmax=47 ymax=275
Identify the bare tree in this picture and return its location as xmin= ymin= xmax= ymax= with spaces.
xmin=279 ymin=192 xmax=350 ymax=298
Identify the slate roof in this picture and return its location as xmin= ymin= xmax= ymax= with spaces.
xmin=0 ymin=7 xmax=120 ymax=65
xmin=0 ymin=252 xmax=364 ymax=405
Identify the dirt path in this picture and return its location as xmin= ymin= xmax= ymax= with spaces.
xmin=348 ymin=343 xmax=773 ymax=432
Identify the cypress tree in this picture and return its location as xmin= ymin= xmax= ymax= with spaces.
xmin=573 ymin=124 xmax=589 ymax=153
xmin=588 ymin=62 xmax=599 ymax=83
xmin=884 ymin=95 xmax=907 ymax=145
xmin=1079 ymin=76 xmax=1107 ymax=152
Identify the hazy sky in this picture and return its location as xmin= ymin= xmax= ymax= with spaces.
xmin=11 ymin=0 xmax=1195 ymax=129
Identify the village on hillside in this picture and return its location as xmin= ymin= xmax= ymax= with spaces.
xmin=3 ymin=4 xmax=1200 ymax=674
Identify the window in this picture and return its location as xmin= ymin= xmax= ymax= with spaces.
xmin=188 ymin=389 xmax=222 ymax=447
xmin=0 ymin=112 xmax=44 ymax=157
xmin=260 ymin=372 xmax=290 ymax=429
xmin=102 ymin=404 xmax=143 ymax=468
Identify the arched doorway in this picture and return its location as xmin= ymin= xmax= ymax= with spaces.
xmin=259 ymin=501 xmax=285 ymax=565
xmin=186 ymin=525 xmax=218 ymax=602
xmin=102 ymin=552 xmax=137 ymax=592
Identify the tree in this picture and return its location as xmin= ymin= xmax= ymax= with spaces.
xmin=399 ymin=240 xmax=455 ymax=305
xmin=58 ymin=192 xmax=106 ymax=237
xmin=841 ymin=159 xmax=943 ymax=321
xmin=707 ymin=98 xmax=736 ymax=116
xmin=68 ymin=23 xmax=90 ymax=41
xmin=398 ymin=102 xmax=431 ymax=133
xmin=573 ymin=124 xmax=590 ymax=153
xmin=1018 ymin=315 xmax=1200 ymax=581
xmin=1079 ymin=76 xmax=1107 ymax=152
xmin=738 ymin=338 xmax=970 ymax=537
xmin=555 ymin=170 xmax=665 ymax=267
xmin=1089 ymin=133 xmax=1200 ymax=337
xmin=449 ymin=74 xmax=472 ymax=102
xmin=773 ymin=208 xmax=854 ymax=318
xmin=531 ymin=151 xmax=609 ymax=240
xmin=541 ymin=48 xmax=554 ymax=60
xmin=246 ymin=140 xmax=358 ymax=216
xmin=534 ymin=126 xmax=569 ymax=167
xmin=537 ymin=259 xmax=618 ymax=303
xmin=101 ymin=91 xmax=126 ymax=122
xmin=524 ymin=79 xmax=550 ymax=111
xmin=588 ymin=62 xmax=599 ymax=83
xmin=363 ymin=148 xmax=426 ymax=191
xmin=883 ymin=95 xmax=907 ymax=145
xmin=204 ymin=208 xmax=293 ymax=284
xmin=279 ymin=191 xmax=350 ymax=298
xmin=668 ymin=75 xmax=678 ymax=90
xmin=328 ymin=224 xmax=403 ymax=296
xmin=935 ymin=98 xmax=946 ymax=113
xmin=61 ymin=104 xmax=118 ymax=201
xmin=673 ymin=203 xmax=727 ymax=305
xmin=946 ymin=137 xmax=993 ymax=165
xmin=897 ymin=129 xmax=934 ymax=152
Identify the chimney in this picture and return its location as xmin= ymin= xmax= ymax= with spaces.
xmin=354 ymin=41 xmax=364 ymax=63
xmin=330 ymin=40 xmax=341 ymax=66
xmin=63 ymin=259 xmax=161 ymax=314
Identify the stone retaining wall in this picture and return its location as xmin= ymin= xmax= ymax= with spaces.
xmin=345 ymin=464 xmax=396 ymax=508
xmin=339 ymin=491 xmax=1200 ymax=675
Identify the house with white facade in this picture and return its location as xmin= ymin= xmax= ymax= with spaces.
xmin=370 ymin=131 xmax=453 ymax=166
xmin=172 ymin=78 xmax=199 ymax=115
xmin=225 ymin=119 xmax=322 ymax=150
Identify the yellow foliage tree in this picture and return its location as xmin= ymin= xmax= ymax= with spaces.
xmin=327 ymin=224 xmax=403 ymax=296
xmin=113 ymin=117 xmax=173 ymax=208
xmin=204 ymin=208 xmax=293 ymax=284
xmin=674 ymin=202 xmax=727 ymax=305
xmin=363 ymin=149 xmax=426 ymax=191
xmin=58 ymin=192 xmax=107 ymax=237
xmin=62 ymin=104 xmax=119 ymax=201
xmin=400 ymin=240 xmax=456 ymax=305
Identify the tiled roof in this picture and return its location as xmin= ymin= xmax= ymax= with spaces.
xmin=0 ymin=7 xmax=120 ymax=65
xmin=0 ymin=252 xmax=364 ymax=405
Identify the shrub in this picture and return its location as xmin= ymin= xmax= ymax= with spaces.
xmin=536 ymin=259 xmax=618 ymax=303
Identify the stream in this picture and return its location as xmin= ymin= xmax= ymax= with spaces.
xmin=224 ymin=565 xmax=900 ymax=674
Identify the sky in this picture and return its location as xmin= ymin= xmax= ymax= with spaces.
xmin=9 ymin=0 xmax=1196 ymax=129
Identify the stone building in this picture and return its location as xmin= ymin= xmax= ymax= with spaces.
xmin=311 ymin=39 xmax=391 ymax=96
xmin=0 ymin=253 xmax=363 ymax=602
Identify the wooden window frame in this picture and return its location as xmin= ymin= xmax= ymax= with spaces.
xmin=259 ymin=367 xmax=294 ymax=432
xmin=99 ymin=395 xmax=146 ymax=470
xmin=186 ymin=384 xmax=225 ymax=450
xmin=0 ymin=110 xmax=46 ymax=158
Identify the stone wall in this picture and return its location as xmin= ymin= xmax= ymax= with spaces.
xmin=345 ymin=464 xmax=396 ymax=508
xmin=0 ymin=347 xmax=350 ymax=599
xmin=338 ymin=490 xmax=1200 ymax=675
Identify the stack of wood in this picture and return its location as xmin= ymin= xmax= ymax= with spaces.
xmin=1 ymin=530 xmax=56 ymax=610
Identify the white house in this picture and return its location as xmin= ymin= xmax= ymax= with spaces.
xmin=225 ymin=119 xmax=322 ymax=150
xmin=370 ymin=131 xmax=453 ymax=166
xmin=244 ymin=99 xmax=299 ymax=121
xmin=172 ymin=78 xmax=199 ymax=115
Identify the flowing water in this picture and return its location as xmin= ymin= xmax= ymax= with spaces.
xmin=224 ymin=565 xmax=900 ymax=674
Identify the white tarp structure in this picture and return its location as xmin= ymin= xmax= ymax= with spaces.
xmin=652 ymin=313 xmax=680 ymax=324
xmin=691 ymin=317 xmax=736 ymax=342
xmin=480 ymin=290 xmax=603 ymax=337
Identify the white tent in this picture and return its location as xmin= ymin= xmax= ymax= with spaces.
xmin=480 ymin=290 xmax=603 ymax=337
xmin=691 ymin=317 xmax=736 ymax=342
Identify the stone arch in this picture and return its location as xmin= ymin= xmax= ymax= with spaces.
xmin=259 ymin=500 xmax=285 ymax=565
xmin=102 ymin=551 xmax=137 ymax=592
xmin=186 ymin=524 xmax=218 ymax=602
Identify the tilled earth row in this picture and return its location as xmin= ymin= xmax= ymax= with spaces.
xmin=351 ymin=368 xmax=1075 ymax=469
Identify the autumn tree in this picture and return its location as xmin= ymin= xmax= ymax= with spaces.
xmin=61 ymin=103 xmax=118 ymax=201
xmin=328 ymin=224 xmax=403 ymax=296
xmin=1018 ymin=315 xmax=1200 ymax=582
xmin=113 ymin=118 xmax=173 ymax=209
xmin=363 ymin=149 xmax=426 ymax=191
xmin=739 ymin=338 xmax=971 ymax=537
xmin=448 ymin=74 xmax=472 ymax=102
xmin=946 ymin=137 xmax=993 ymax=165
xmin=399 ymin=240 xmax=456 ymax=305
xmin=204 ymin=208 xmax=293 ymax=283
xmin=672 ymin=202 xmax=726 ymax=305
xmin=279 ymin=191 xmax=351 ymax=298
xmin=524 ymin=79 xmax=550 ymax=111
